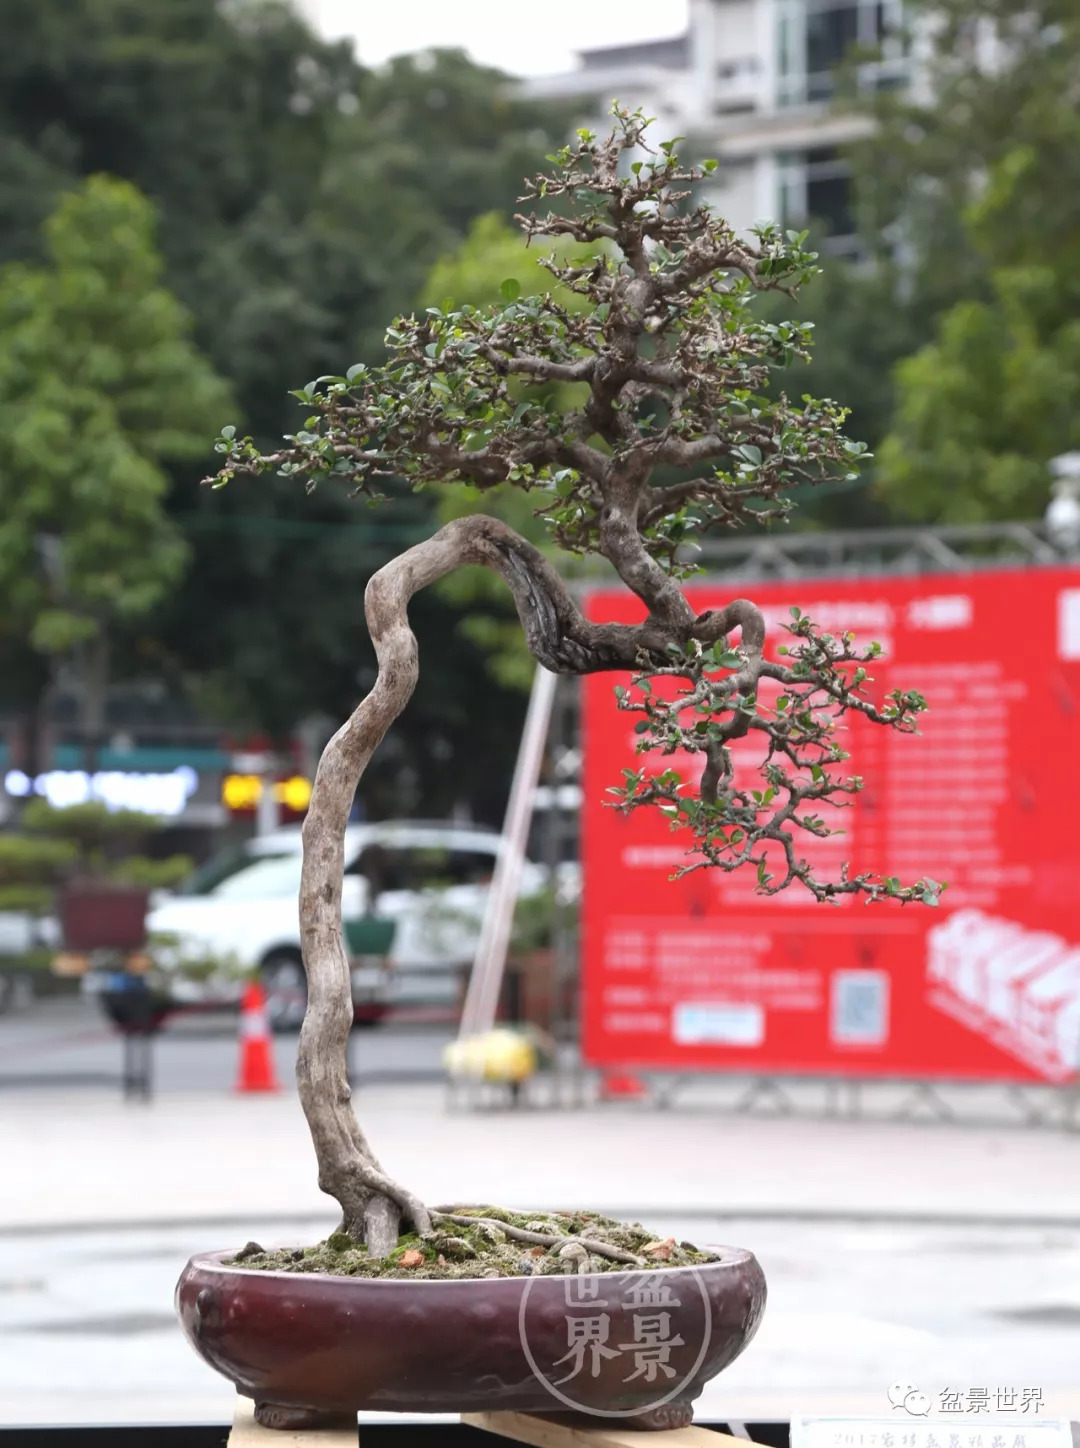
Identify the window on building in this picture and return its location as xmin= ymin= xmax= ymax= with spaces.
xmin=805 ymin=147 xmax=854 ymax=237
xmin=806 ymin=4 xmax=860 ymax=100
xmin=777 ymin=147 xmax=859 ymax=255
xmin=777 ymin=0 xmax=908 ymax=107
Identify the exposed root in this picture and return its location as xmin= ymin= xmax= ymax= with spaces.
xmin=228 ymin=1209 xmax=717 ymax=1280
xmin=430 ymin=1210 xmax=646 ymax=1266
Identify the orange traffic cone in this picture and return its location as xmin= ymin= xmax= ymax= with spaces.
xmin=599 ymin=1071 xmax=647 ymax=1101
xmin=235 ymin=981 xmax=281 ymax=1093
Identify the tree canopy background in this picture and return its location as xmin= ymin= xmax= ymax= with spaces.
xmin=778 ymin=0 xmax=1080 ymax=525
xmin=0 ymin=0 xmax=574 ymax=822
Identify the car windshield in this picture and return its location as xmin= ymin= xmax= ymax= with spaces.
xmin=205 ymin=853 xmax=303 ymax=901
xmin=174 ymin=845 xmax=296 ymax=897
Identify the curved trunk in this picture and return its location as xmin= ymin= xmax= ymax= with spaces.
xmin=296 ymin=514 xmax=757 ymax=1252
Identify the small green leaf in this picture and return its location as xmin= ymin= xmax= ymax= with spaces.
xmin=500 ymin=277 xmax=522 ymax=303
xmin=220 ymin=424 xmax=236 ymax=441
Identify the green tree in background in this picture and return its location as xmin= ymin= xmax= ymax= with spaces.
xmin=856 ymin=0 xmax=1080 ymax=521
xmin=748 ymin=250 xmax=929 ymax=528
xmin=0 ymin=1 xmax=574 ymax=820
xmin=0 ymin=176 xmax=229 ymax=769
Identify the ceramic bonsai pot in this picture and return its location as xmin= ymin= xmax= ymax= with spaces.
xmin=176 ymin=1245 xmax=765 ymax=1431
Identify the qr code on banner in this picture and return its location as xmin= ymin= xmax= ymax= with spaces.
xmin=831 ymin=970 xmax=890 ymax=1046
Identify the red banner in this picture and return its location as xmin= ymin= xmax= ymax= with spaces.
xmin=582 ymin=566 xmax=1080 ymax=1083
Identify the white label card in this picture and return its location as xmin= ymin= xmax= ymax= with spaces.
xmin=791 ymin=1420 xmax=1076 ymax=1448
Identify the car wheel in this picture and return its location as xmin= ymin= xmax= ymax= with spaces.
xmin=260 ymin=951 xmax=308 ymax=1033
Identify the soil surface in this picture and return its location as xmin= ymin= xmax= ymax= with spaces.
xmin=225 ymin=1207 xmax=718 ymax=1280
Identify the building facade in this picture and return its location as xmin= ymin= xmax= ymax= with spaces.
xmin=519 ymin=0 xmax=919 ymax=251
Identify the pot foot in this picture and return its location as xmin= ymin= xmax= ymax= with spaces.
xmin=621 ymin=1398 xmax=696 ymax=1431
xmin=254 ymin=1402 xmax=353 ymax=1431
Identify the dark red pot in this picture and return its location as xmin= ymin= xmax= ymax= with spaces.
xmin=175 ymin=1246 xmax=765 ymax=1431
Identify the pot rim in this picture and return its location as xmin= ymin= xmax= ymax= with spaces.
xmin=182 ymin=1244 xmax=757 ymax=1288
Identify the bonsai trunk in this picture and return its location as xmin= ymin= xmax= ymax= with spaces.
xmin=295 ymin=542 xmax=453 ymax=1253
xmin=295 ymin=513 xmax=743 ymax=1254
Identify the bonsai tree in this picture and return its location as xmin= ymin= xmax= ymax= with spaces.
xmin=209 ymin=109 xmax=939 ymax=1261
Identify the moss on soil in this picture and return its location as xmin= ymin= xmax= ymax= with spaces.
xmin=226 ymin=1207 xmax=718 ymax=1281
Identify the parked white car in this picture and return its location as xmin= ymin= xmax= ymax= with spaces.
xmin=144 ymin=820 xmax=548 ymax=1029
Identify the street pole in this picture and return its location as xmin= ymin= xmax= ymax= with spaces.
xmin=255 ymin=759 xmax=279 ymax=837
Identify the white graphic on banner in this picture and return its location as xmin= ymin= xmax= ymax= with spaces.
xmin=831 ymin=970 xmax=890 ymax=1046
xmin=906 ymin=594 xmax=974 ymax=630
xmin=1057 ymin=588 xmax=1080 ymax=660
xmin=926 ymin=909 xmax=1080 ymax=1080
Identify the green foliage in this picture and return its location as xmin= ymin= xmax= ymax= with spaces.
xmin=856 ymin=0 xmax=1080 ymax=521
xmin=751 ymin=252 xmax=932 ymax=526
xmin=110 ymin=854 xmax=193 ymax=888
xmin=877 ymin=284 xmax=1080 ymax=521
xmin=421 ymin=213 xmax=600 ymax=689
xmin=21 ymin=799 xmax=163 ymax=851
xmin=509 ymin=882 xmax=576 ymax=956
xmin=0 ymin=829 xmax=78 ymax=914
xmin=0 ymin=797 xmax=191 ymax=936
xmin=0 ymin=833 xmax=79 ymax=884
xmin=214 ymin=112 xmax=863 ymax=558
xmin=0 ymin=5 xmax=573 ymax=820
xmin=422 ymin=212 xmax=594 ymax=320
xmin=155 ymin=43 xmax=575 ymax=752
xmin=210 ymin=110 xmax=940 ymax=903
xmin=0 ymin=176 xmax=229 ymax=665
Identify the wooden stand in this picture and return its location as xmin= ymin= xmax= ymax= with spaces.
xmin=463 ymin=1411 xmax=748 ymax=1448
xmin=227 ymin=1398 xmax=749 ymax=1448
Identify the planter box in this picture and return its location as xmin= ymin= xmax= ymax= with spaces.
xmin=343 ymin=917 xmax=396 ymax=957
xmin=60 ymin=886 xmax=150 ymax=952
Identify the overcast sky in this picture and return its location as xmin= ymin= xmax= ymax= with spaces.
xmin=301 ymin=0 xmax=690 ymax=77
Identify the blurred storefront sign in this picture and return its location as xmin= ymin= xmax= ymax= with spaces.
xmin=582 ymin=566 xmax=1080 ymax=1085
xmin=0 ymin=743 xmax=230 ymax=827
xmin=4 ymin=766 xmax=199 ymax=816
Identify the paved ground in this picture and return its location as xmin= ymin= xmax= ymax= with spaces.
xmin=0 ymin=994 xmax=451 ymax=1093
xmin=4 ymin=997 xmax=1080 ymax=1426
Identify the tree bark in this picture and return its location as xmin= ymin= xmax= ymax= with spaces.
xmin=296 ymin=513 xmax=754 ymax=1251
